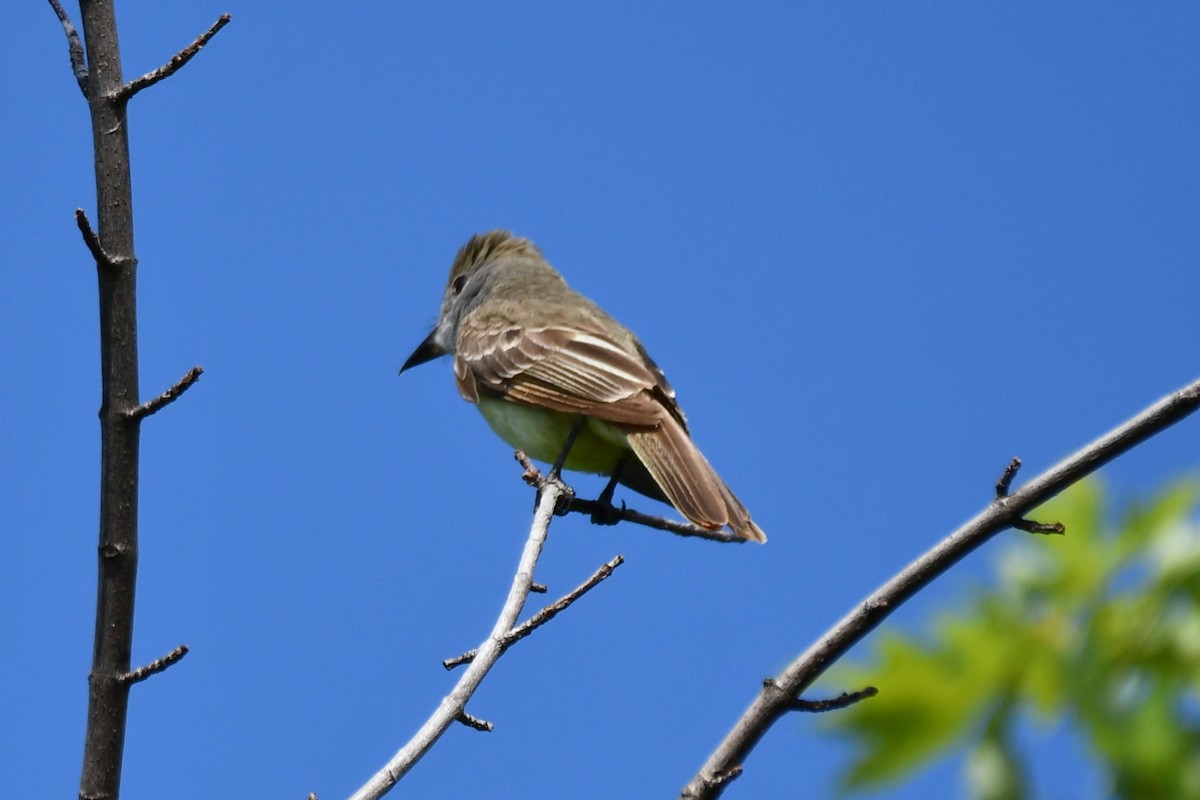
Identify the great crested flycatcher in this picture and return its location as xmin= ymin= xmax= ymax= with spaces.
xmin=400 ymin=230 xmax=766 ymax=543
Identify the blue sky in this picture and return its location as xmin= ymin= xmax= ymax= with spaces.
xmin=4 ymin=2 xmax=1199 ymax=798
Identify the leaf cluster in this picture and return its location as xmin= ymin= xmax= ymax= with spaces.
xmin=825 ymin=479 xmax=1200 ymax=799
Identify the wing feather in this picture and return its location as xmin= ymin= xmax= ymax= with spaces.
xmin=453 ymin=313 xmax=766 ymax=541
xmin=455 ymin=321 xmax=666 ymax=428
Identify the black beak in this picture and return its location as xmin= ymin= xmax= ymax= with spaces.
xmin=399 ymin=330 xmax=446 ymax=374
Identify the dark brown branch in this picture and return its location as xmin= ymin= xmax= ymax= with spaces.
xmin=70 ymin=2 xmax=225 ymax=796
xmin=995 ymin=457 xmax=1021 ymax=498
xmin=47 ymin=0 xmax=88 ymax=96
xmin=994 ymin=457 xmax=1065 ymax=534
xmin=567 ymin=498 xmax=744 ymax=543
xmin=74 ymin=208 xmax=118 ymax=271
xmin=514 ymin=451 xmax=744 ymax=544
xmin=762 ymin=679 xmax=878 ymax=713
xmin=444 ymin=555 xmax=625 ymax=670
xmin=75 ymin=1 xmax=143 ymax=795
xmin=120 ymin=644 xmax=189 ymax=685
xmin=682 ymin=376 xmax=1200 ymax=799
xmin=1013 ymin=518 xmax=1066 ymax=535
xmin=455 ymin=711 xmax=494 ymax=732
xmin=113 ymin=13 xmax=231 ymax=103
xmin=129 ymin=366 xmax=203 ymax=421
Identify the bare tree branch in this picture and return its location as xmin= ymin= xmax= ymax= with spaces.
xmin=512 ymin=450 xmax=744 ymax=543
xmin=567 ymin=497 xmax=745 ymax=543
xmin=995 ymin=457 xmax=1066 ymax=534
xmin=346 ymin=480 xmax=565 ymax=800
xmin=763 ymin=680 xmax=877 ymax=713
xmin=443 ymin=554 xmax=625 ymax=670
xmin=994 ymin=456 xmax=1021 ymax=498
xmin=129 ymin=366 xmax=204 ymax=421
xmin=120 ymin=644 xmax=189 ymax=686
xmin=74 ymin=208 xmax=119 ymax=271
xmin=70 ymin=1 xmax=145 ymax=793
xmin=113 ymin=13 xmax=231 ymax=103
xmin=48 ymin=0 xmax=88 ymax=96
xmin=55 ymin=3 xmax=227 ymax=797
xmin=1013 ymin=516 xmax=1067 ymax=535
xmin=681 ymin=376 xmax=1200 ymax=799
xmin=454 ymin=711 xmax=493 ymax=732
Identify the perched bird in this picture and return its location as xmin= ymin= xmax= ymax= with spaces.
xmin=400 ymin=231 xmax=766 ymax=543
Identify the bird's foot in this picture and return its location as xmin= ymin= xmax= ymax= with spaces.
xmin=537 ymin=474 xmax=576 ymax=517
xmin=589 ymin=497 xmax=626 ymax=526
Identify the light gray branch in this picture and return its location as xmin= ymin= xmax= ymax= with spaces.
xmin=346 ymin=481 xmax=563 ymax=800
xmin=443 ymin=554 xmax=625 ymax=669
xmin=681 ymin=376 xmax=1200 ymax=799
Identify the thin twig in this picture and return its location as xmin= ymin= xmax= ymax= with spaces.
xmin=514 ymin=451 xmax=744 ymax=543
xmin=567 ymin=498 xmax=744 ymax=543
xmin=763 ymin=679 xmax=877 ymax=713
xmin=994 ymin=457 xmax=1065 ymax=534
xmin=113 ymin=13 xmax=231 ymax=103
xmin=708 ymin=766 xmax=743 ymax=791
xmin=120 ymin=644 xmax=189 ymax=686
xmin=681 ymin=376 xmax=1200 ymax=799
xmin=347 ymin=480 xmax=563 ymax=800
xmin=454 ymin=711 xmax=494 ymax=732
xmin=516 ymin=450 xmax=542 ymax=486
xmin=995 ymin=457 xmax=1021 ymax=498
xmin=1013 ymin=518 xmax=1066 ymax=535
xmin=129 ymin=366 xmax=204 ymax=421
xmin=47 ymin=0 xmax=88 ymax=96
xmin=74 ymin=208 xmax=117 ymax=271
xmin=444 ymin=555 xmax=625 ymax=670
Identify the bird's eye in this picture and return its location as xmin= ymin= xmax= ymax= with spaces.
xmin=452 ymin=275 xmax=467 ymax=295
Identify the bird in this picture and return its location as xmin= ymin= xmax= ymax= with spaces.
xmin=400 ymin=230 xmax=766 ymax=543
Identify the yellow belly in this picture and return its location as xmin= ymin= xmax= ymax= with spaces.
xmin=475 ymin=394 xmax=631 ymax=474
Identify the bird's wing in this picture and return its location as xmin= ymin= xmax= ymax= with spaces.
xmin=454 ymin=319 xmax=672 ymax=428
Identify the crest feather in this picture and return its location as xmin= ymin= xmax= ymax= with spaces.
xmin=451 ymin=230 xmax=543 ymax=275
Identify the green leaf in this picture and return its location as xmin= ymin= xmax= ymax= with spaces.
xmin=824 ymin=478 xmax=1200 ymax=798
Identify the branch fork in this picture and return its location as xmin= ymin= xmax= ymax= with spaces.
xmin=347 ymin=473 xmax=563 ymax=799
xmin=51 ymin=5 xmax=230 ymax=104
xmin=994 ymin=457 xmax=1066 ymax=535
xmin=113 ymin=14 xmax=231 ymax=103
xmin=75 ymin=208 xmax=128 ymax=272
xmin=762 ymin=679 xmax=878 ymax=713
xmin=443 ymin=554 xmax=625 ymax=670
xmin=129 ymin=367 xmax=204 ymax=421
xmin=455 ymin=711 xmax=493 ymax=732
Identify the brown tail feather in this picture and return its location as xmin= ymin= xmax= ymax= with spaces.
xmin=626 ymin=418 xmax=767 ymax=543
xmin=714 ymin=476 xmax=767 ymax=543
